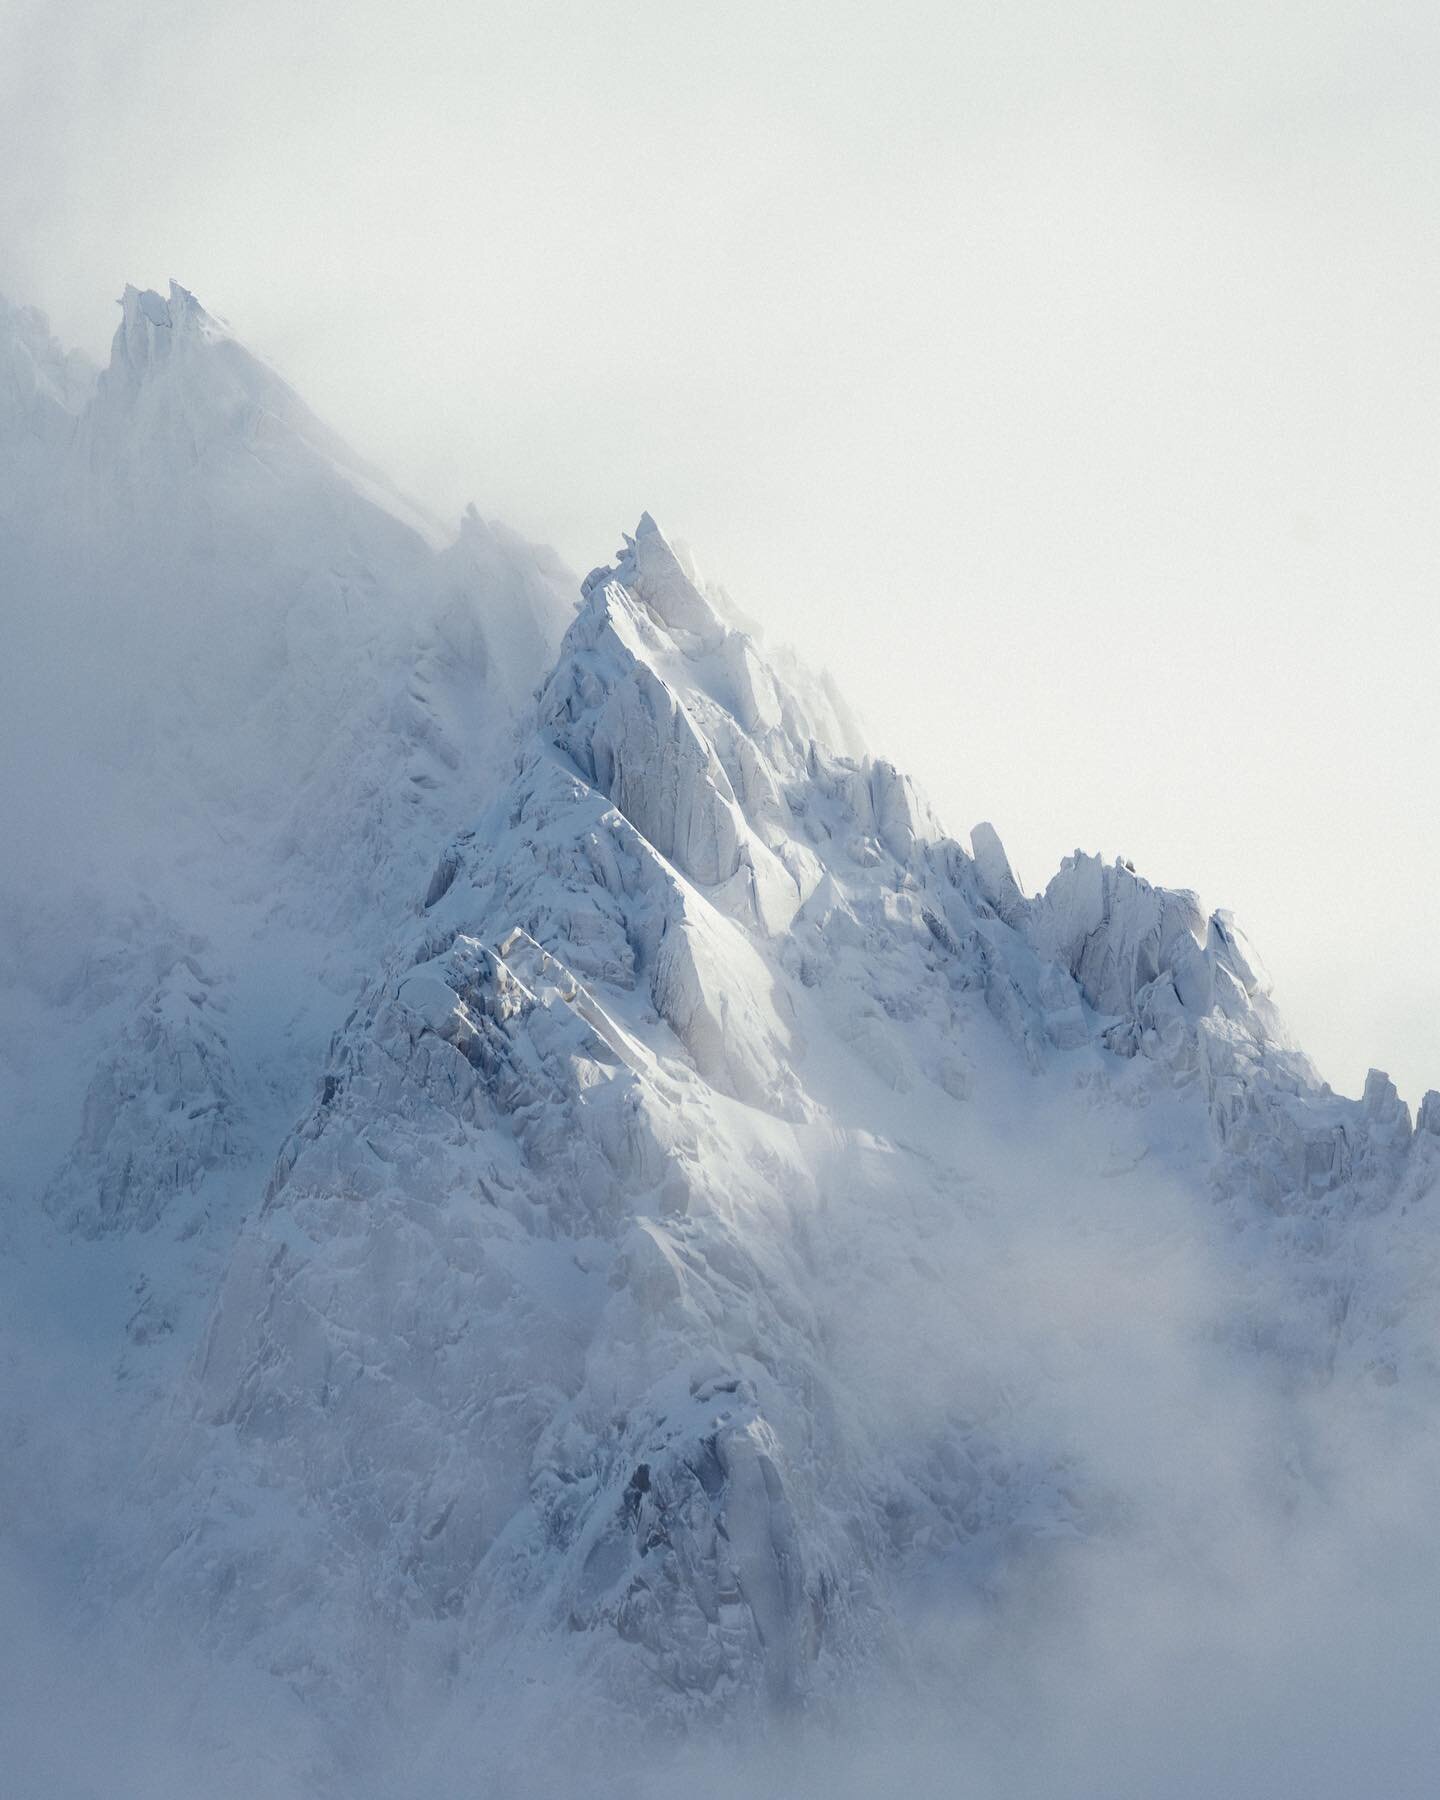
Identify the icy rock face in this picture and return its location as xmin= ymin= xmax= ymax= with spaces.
xmin=190 ymin=908 xmax=844 ymax=1708
xmin=997 ymin=851 xmax=1414 ymax=1208
xmin=969 ymin=819 xmax=1026 ymax=924
xmin=184 ymin=542 xmax=873 ymax=1708
xmin=1024 ymin=852 xmax=1287 ymax=1044
xmin=550 ymin=568 xmax=748 ymax=889
xmin=187 ymin=516 xmax=1055 ymax=1716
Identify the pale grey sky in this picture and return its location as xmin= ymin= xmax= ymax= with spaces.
xmin=3 ymin=0 xmax=1436 ymax=1102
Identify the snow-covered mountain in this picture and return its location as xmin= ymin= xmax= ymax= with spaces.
xmin=2 ymin=286 xmax=1437 ymax=1799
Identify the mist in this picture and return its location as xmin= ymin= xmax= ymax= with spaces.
xmin=10 ymin=1071 xmax=1440 ymax=1797
xmin=2 ymin=0 xmax=1435 ymax=1104
xmin=4 ymin=5 xmax=1439 ymax=1793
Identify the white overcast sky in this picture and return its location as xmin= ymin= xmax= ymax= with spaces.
xmin=2 ymin=0 xmax=1436 ymax=1103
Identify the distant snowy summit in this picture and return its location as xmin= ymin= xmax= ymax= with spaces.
xmin=1 ymin=284 xmax=1436 ymax=1784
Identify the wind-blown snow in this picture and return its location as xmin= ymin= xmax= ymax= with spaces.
xmin=1 ymin=286 xmax=1438 ymax=1799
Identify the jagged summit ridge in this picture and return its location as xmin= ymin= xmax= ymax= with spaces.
xmin=162 ymin=512 xmax=1438 ymax=1743
xmin=0 ymin=278 xmax=445 ymax=551
xmin=112 ymin=279 xmax=219 ymax=367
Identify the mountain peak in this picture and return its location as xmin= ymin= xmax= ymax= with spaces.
xmin=112 ymin=279 xmax=225 ymax=376
xmin=79 ymin=277 xmax=452 ymax=548
xmin=6 ymin=277 xmax=1438 ymax=1792
xmin=99 ymin=278 xmax=330 ymax=447
xmin=616 ymin=509 xmax=726 ymax=648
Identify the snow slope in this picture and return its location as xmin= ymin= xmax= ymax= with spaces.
xmin=2 ymin=289 xmax=1438 ymax=1798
